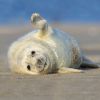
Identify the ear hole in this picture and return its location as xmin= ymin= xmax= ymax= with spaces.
xmin=27 ymin=65 xmax=31 ymax=71
xmin=31 ymin=51 xmax=35 ymax=56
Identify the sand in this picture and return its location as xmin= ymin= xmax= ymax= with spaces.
xmin=0 ymin=24 xmax=100 ymax=100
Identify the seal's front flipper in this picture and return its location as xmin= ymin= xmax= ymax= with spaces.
xmin=31 ymin=13 xmax=46 ymax=30
xmin=31 ymin=13 xmax=53 ymax=37
xmin=58 ymin=67 xmax=83 ymax=74
xmin=80 ymin=56 xmax=99 ymax=69
xmin=31 ymin=13 xmax=48 ymax=33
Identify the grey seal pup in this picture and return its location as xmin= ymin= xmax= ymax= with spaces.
xmin=8 ymin=13 xmax=98 ymax=75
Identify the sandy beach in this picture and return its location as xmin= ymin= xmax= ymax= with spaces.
xmin=0 ymin=24 xmax=100 ymax=100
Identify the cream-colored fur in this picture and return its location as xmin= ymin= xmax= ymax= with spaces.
xmin=8 ymin=13 xmax=83 ymax=75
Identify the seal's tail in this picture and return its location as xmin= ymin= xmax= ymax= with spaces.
xmin=80 ymin=56 xmax=99 ymax=69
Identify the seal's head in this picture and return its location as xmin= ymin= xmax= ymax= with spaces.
xmin=20 ymin=47 xmax=53 ymax=75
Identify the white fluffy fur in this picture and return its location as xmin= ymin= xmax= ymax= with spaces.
xmin=8 ymin=13 xmax=83 ymax=75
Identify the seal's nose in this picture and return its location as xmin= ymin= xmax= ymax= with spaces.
xmin=35 ymin=58 xmax=45 ymax=72
xmin=37 ymin=59 xmax=43 ymax=65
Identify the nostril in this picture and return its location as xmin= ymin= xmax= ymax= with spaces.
xmin=44 ymin=62 xmax=47 ymax=66
xmin=37 ymin=65 xmax=42 ymax=69
xmin=37 ymin=59 xmax=42 ymax=65
xmin=27 ymin=65 xmax=31 ymax=71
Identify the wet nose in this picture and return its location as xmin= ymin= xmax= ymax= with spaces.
xmin=37 ymin=59 xmax=43 ymax=65
xmin=36 ymin=58 xmax=45 ymax=72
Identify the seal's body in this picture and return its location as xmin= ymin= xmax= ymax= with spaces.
xmin=8 ymin=13 xmax=98 ymax=75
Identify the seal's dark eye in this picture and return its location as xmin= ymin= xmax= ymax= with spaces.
xmin=31 ymin=51 xmax=35 ymax=56
xmin=27 ymin=65 xmax=31 ymax=71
